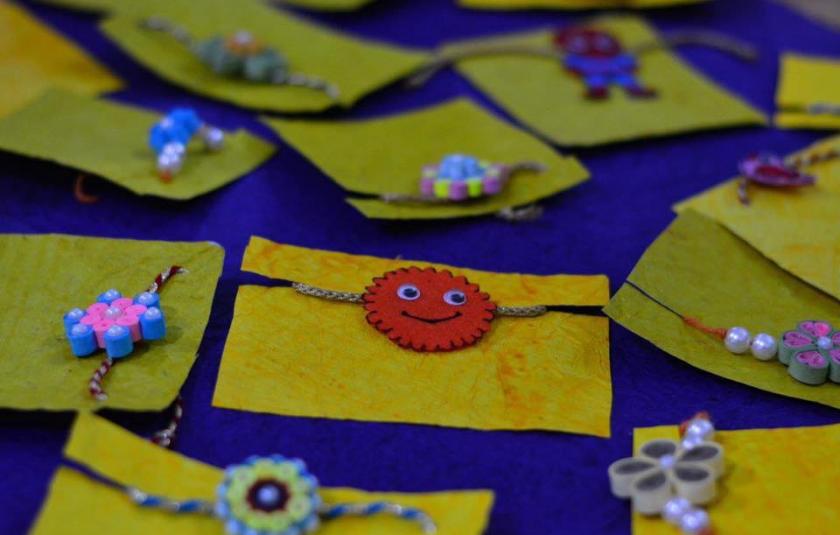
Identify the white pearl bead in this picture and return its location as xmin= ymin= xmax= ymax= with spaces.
xmin=256 ymin=485 xmax=280 ymax=506
xmin=685 ymin=419 xmax=715 ymax=441
xmin=162 ymin=141 xmax=185 ymax=157
xmin=104 ymin=306 xmax=123 ymax=320
xmin=681 ymin=435 xmax=703 ymax=450
xmin=157 ymin=151 xmax=183 ymax=176
xmin=679 ymin=508 xmax=710 ymax=534
xmin=817 ymin=336 xmax=833 ymax=351
xmin=663 ymin=497 xmax=692 ymax=524
xmin=750 ymin=333 xmax=778 ymax=361
xmin=724 ymin=327 xmax=751 ymax=354
xmin=201 ymin=127 xmax=225 ymax=151
xmin=659 ymin=454 xmax=676 ymax=470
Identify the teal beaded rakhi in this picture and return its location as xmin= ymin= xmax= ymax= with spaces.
xmin=141 ymin=17 xmax=340 ymax=100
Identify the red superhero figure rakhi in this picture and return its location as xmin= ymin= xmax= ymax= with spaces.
xmin=553 ymin=27 xmax=656 ymax=100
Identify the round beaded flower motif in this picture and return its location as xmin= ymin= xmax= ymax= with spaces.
xmin=421 ymin=154 xmax=507 ymax=201
xmin=216 ymin=455 xmax=321 ymax=535
xmin=778 ymin=320 xmax=840 ymax=385
xmin=363 ymin=267 xmax=497 ymax=352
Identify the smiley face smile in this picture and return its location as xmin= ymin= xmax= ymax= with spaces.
xmin=401 ymin=310 xmax=462 ymax=324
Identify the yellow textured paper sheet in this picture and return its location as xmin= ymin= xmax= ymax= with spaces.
xmin=89 ymin=0 xmax=428 ymax=113
xmin=264 ymin=99 xmax=590 ymax=219
xmin=0 ymin=1 xmax=121 ymax=118
xmin=214 ymin=238 xmax=611 ymax=436
xmin=460 ymin=0 xmax=706 ymax=9
xmin=676 ymin=134 xmax=840 ymax=302
xmin=604 ymin=211 xmax=840 ymax=409
xmin=632 ymin=422 xmax=840 ymax=535
xmin=775 ymin=53 xmax=840 ymax=129
xmin=31 ymin=413 xmax=495 ymax=535
xmin=0 ymin=90 xmax=275 ymax=200
xmin=0 ymin=234 xmax=224 ymax=411
xmin=276 ymin=0 xmax=375 ymax=11
xmin=449 ymin=16 xmax=765 ymax=147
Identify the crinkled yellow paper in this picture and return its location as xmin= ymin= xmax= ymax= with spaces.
xmin=775 ymin=53 xmax=840 ymax=129
xmin=460 ymin=0 xmax=706 ymax=10
xmin=0 ymin=90 xmax=275 ymax=200
xmin=264 ymin=99 xmax=590 ymax=219
xmin=276 ymin=0 xmax=376 ymax=11
xmin=676 ymin=134 xmax=840 ymax=302
xmin=80 ymin=0 xmax=428 ymax=113
xmin=605 ymin=211 xmax=840 ymax=409
xmin=448 ymin=16 xmax=765 ymax=147
xmin=0 ymin=1 xmax=121 ymax=118
xmin=214 ymin=238 xmax=611 ymax=436
xmin=31 ymin=413 xmax=495 ymax=535
xmin=0 ymin=234 xmax=224 ymax=411
xmin=632 ymin=422 xmax=840 ymax=535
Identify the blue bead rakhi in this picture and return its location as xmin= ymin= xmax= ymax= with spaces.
xmin=62 ymin=266 xmax=185 ymax=401
xmin=92 ymin=455 xmax=438 ymax=535
xmin=149 ymin=108 xmax=225 ymax=182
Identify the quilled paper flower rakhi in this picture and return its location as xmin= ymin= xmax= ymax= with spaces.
xmin=78 ymin=454 xmax=436 ymax=535
xmin=407 ymin=28 xmax=756 ymax=100
xmin=141 ymin=17 xmax=339 ymax=100
xmin=627 ymin=282 xmax=840 ymax=386
xmin=292 ymin=266 xmax=603 ymax=352
xmin=62 ymin=266 xmax=185 ymax=400
xmin=736 ymin=146 xmax=838 ymax=204
xmin=379 ymin=154 xmax=546 ymax=204
xmin=149 ymin=108 xmax=225 ymax=181
xmin=609 ymin=412 xmax=723 ymax=535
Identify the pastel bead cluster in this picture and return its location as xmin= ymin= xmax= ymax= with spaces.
xmin=193 ymin=31 xmax=291 ymax=84
xmin=421 ymin=154 xmax=506 ymax=201
xmin=149 ymin=108 xmax=224 ymax=181
xmin=723 ymin=320 xmax=840 ymax=385
xmin=63 ymin=289 xmax=166 ymax=359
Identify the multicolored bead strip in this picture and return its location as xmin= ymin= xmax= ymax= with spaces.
xmin=381 ymin=154 xmax=545 ymax=204
xmin=609 ymin=413 xmax=722 ymax=535
xmin=149 ymin=108 xmax=225 ymax=181
xmin=115 ymin=455 xmax=437 ymax=535
xmin=62 ymin=266 xmax=185 ymax=400
xmin=141 ymin=17 xmax=339 ymax=100
xmin=736 ymin=146 xmax=840 ymax=204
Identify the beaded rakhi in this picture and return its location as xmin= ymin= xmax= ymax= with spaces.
xmin=149 ymin=108 xmax=225 ymax=181
xmin=86 ymin=454 xmax=436 ymax=535
xmin=62 ymin=266 xmax=184 ymax=400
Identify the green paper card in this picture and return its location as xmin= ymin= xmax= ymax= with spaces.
xmin=0 ymin=234 xmax=224 ymax=411
xmin=0 ymin=90 xmax=275 ymax=200
xmin=605 ymin=211 xmax=840 ymax=410
xmin=263 ymin=98 xmax=590 ymax=219
xmin=447 ymin=16 xmax=765 ymax=147
xmin=75 ymin=0 xmax=428 ymax=112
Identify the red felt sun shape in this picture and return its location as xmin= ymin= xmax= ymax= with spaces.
xmin=362 ymin=267 xmax=497 ymax=352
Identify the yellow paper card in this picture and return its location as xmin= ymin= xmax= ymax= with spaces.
xmin=460 ymin=0 xmax=706 ymax=9
xmin=31 ymin=413 xmax=495 ymax=535
xmin=632 ymin=422 xmax=840 ymax=535
xmin=0 ymin=90 xmax=275 ymax=200
xmin=276 ymin=0 xmax=375 ymax=10
xmin=0 ymin=1 xmax=121 ymax=118
xmin=448 ymin=16 xmax=765 ymax=147
xmin=264 ymin=99 xmax=590 ymax=219
xmin=0 ymin=234 xmax=224 ymax=411
xmin=676 ymin=134 xmax=840 ymax=302
xmin=214 ymin=238 xmax=611 ymax=436
xmin=604 ymin=211 xmax=840 ymax=410
xmin=93 ymin=0 xmax=428 ymax=113
xmin=775 ymin=53 xmax=840 ymax=130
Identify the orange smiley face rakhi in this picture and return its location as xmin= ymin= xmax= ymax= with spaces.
xmin=363 ymin=267 xmax=497 ymax=351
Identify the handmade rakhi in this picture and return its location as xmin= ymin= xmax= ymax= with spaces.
xmin=609 ymin=412 xmax=723 ymax=535
xmin=62 ymin=266 xmax=184 ymax=400
xmin=76 ymin=454 xmax=436 ymax=535
xmin=141 ymin=17 xmax=339 ymax=100
xmin=149 ymin=108 xmax=225 ymax=181
xmin=736 ymin=146 xmax=838 ymax=204
xmin=293 ymin=266 xmax=602 ymax=352
xmin=379 ymin=153 xmax=546 ymax=204
xmin=626 ymin=281 xmax=840 ymax=387
xmin=409 ymin=27 xmax=756 ymax=100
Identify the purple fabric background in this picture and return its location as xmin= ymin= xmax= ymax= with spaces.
xmin=1 ymin=1 xmax=839 ymax=533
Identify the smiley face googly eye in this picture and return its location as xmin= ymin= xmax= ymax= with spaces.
xmin=397 ymin=284 xmax=421 ymax=301
xmin=443 ymin=290 xmax=467 ymax=306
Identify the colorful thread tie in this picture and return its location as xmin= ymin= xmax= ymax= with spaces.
xmin=149 ymin=108 xmax=225 ymax=182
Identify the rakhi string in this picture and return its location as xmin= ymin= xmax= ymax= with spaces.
xmin=625 ymin=281 xmax=727 ymax=339
xmin=150 ymin=394 xmax=184 ymax=449
xmin=73 ymin=174 xmax=99 ymax=204
xmin=319 ymin=502 xmax=437 ymax=534
xmin=407 ymin=30 xmax=756 ymax=88
xmin=88 ymin=266 xmax=185 ymax=402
